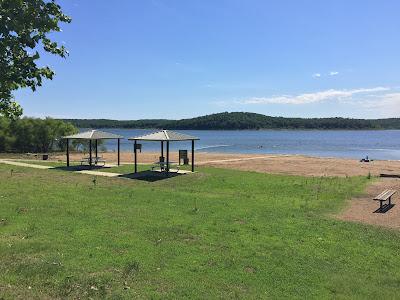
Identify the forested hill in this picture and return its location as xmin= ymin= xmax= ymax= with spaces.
xmin=61 ymin=112 xmax=400 ymax=130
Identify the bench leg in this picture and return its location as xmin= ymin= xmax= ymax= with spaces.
xmin=380 ymin=200 xmax=384 ymax=210
xmin=389 ymin=196 xmax=392 ymax=206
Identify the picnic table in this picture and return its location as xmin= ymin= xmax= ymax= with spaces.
xmin=80 ymin=156 xmax=106 ymax=166
xmin=373 ymin=189 xmax=396 ymax=211
xmin=151 ymin=161 xmax=180 ymax=172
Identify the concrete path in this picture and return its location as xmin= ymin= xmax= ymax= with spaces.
xmin=0 ymin=159 xmax=53 ymax=169
xmin=151 ymin=168 xmax=193 ymax=174
xmin=0 ymin=159 xmax=123 ymax=177
xmin=0 ymin=159 xmax=196 ymax=179
xmin=76 ymin=170 xmax=121 ymax=177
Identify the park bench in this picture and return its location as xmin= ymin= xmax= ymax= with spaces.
xmin=373 ymin=189 xmax=396 ymax=211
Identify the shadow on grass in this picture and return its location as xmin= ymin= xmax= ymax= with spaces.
xmin=53 ymin=165 xmax=112 ymax=171
xmin=119 ymin=170 xmax=182 ymax=182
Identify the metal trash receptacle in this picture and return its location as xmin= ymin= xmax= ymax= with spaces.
xmin=179 ymin=150 xmax=188 ymax=165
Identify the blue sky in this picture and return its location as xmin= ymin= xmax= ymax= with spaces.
xmin=16 ymin=0 xmax=400 ymax=119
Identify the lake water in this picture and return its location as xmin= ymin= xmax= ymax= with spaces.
xmin=92 ymin=129 xmax=400 ymax=160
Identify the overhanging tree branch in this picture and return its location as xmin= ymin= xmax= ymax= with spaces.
xmin=0 ymin=0 xmax=71 ymax=119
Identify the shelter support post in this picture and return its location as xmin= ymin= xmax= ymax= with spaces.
xmin=118 ymin=139 xmax=120 ymax=166
xmin=134 ymin=140 xmax=137 ymax=173
xmin=166 ymin=141 xmax=170 ymax=172
xmin=161 ymin=141 xmax=164 ymax=158
xmin=89 ymin=140 xmax=92 ymax=166
xmin=191 ymin=140 xmax=195 ymax=172
xmin=95 ymin=140 xmax=98 ymax=159
xmin=66 ymin=138 xmax=70 ymax=167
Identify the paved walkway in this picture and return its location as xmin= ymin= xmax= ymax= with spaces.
xmin=0 ymin=159 xmax=53 ymax=169
xmin=0 ymin=159 xmax=122 ymax=177
xmin=0 ymin=159 xmax=193 ymax=178
xmin=151 ymin=168 xmax=193 ymax=174
xmin=77 ymin=170 xmax=121 ymax=177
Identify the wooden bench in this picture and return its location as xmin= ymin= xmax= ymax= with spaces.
xmin=373 ymin=189 xmax=396 ymax=210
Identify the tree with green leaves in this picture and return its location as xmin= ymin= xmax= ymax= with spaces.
xmin=0 ymin=116 xmax=77 ymax=153
xmin=0 ymin=0 xmax=71 ymax=119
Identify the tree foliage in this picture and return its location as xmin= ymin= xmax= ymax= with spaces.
xmin=0 ymin=117 xmax=77 ymax=153
xmin=62 ymin=112 xmax=400 ymax=130
xmin=0 ymin=0 xmax=71 ymax=119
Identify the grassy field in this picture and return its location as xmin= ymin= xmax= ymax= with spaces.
xmin=1 ymin=163 xmax=400 ymax=299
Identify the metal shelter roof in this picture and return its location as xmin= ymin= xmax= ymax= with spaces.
xmin=128 ymin=130 xmax=199 ymax=141
xmin=63 ymin=130 xmax=124 ymax=140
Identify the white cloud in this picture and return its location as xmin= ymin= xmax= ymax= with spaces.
xmin=329 ymin=71 xmax=339 ymax=76
xmin=362 ymin=92 xmax=400 ymax=116
xmin=312 ymin=73 xmax=321 ymax=78
xmin=241 ymin=87 xmax=390 ymax=105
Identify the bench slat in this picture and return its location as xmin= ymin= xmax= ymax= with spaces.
xmin=375 ymin=192 xmax=395 ymax=201
xmin=376 ymin=190 xmax=391 ymax=199
xmin=374 ymin=189 xmax=396 ymax=201
xmin=374 ymin=190 xmax=395 ymax=200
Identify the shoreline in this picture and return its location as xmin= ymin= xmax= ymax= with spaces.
xmin=56 ymin=150 xmax=400 ymax=163
xmin=3 ymin=150 xmax=399 ymax=162
xmin=2 ymin=151 xmax=399 ymax=177
xmin=23 ymin=151 xmax=400 ymax=177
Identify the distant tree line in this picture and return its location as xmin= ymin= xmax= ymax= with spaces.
xmin=0 ymin=117 xmax=77 ymax=153
xmin=61 ymin=112 xmax=400 ymax=130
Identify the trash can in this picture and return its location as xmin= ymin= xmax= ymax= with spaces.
xmin=179 ymin=150 xmax=189 ymax=165
xmin=42 ymin=154 xmax=49 ymax=160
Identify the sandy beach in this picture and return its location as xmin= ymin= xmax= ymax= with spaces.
xmin=48 ymin=151 xmax=400 ymax=229
xmin=49 ymin=151 xmax=400 ymax=178
xmin=336 ymin=177 xmax=400 ymax=230
xmin=5 ymin=150 xmax=400 ymax=229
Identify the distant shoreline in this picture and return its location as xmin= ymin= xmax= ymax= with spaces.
xmin=79 ymin=127 xmax=400 ymax=131
xmin=59 ymin=112 xmax=400 ymax=130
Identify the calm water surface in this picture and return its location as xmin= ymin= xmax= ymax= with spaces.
xmin=89 ymin=129 xmax=400 ymax=160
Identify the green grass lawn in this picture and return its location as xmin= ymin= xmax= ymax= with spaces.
xmin=1 ymin=163 xmax=400 ymax=299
